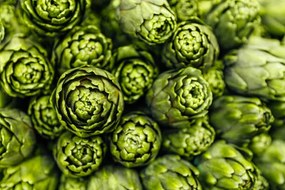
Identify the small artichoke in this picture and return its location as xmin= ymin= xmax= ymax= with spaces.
xmin=87 ymin=164 xmax=143 ymax=190
xmin=111 ymin=45 xmax=159 ymax=104
xmin=146 ymin=66 xmax=213 ymax=128
xmin=0 ymin=108 xmax=36 ymax=168
xmin=118 ymin=0 xmax=177 ymax=45
xmin=53 ymin=131 xmax=107 ymax=178
xmin=51 ymin=66 xmax=124 ymax=137
xmin=168 ymin=0 xmax=199 ymax=21
xmin=109 ymin=111 xmax=161 ymax=168
xmin=140 ymin=154 xmax=202 ymax=190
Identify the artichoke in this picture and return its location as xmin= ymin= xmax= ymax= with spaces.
xmin=87 ymin=164 xmax=143 ymax=190
xmin=59 ymin=174 xmax=88 ymax=190
xmin=247 ymin=132 xmax=272 ymax=155
xmin=28 ymin=93 xmax=65 ymax=139
xmin=194 ymin=140 xmax=259 ymax=189
xmin=117 ymin=0 xmax=177 ymax=45
xmin=140 ymin=154 xmax=202 ymax=190
xmin=53 ymin=131 xmax=107 ymax=178
xmin=52 ymin=24 xmax=113 ymax=75
xmin=162 ymin=116 xmax=215 ymax=159
xmin=0 ymin=153 xmax=59 ymax=190
xmin=224 ymin=36 xmax=285 ymax=101
xmin=161 ymin=18 xmax=219 ymax=70
xmin=51 ymin=66 xmax=124 ymax=137
xmin=111 ymin=45 xmax=159 ymax=104
xmin=204 ymin=0 xmax=260 ymax=51
xmin=146 ymin=66 xmax=213 ymax=128
xmin=0 ymin=108 xmax=36 ymax=168
xmin=18 ymin=0 xmax=91 ymax=37
xmin=109 ymin=111 xmax=161 ymax=168
xmin=0 ymin=34 xmax=54 ymax=98
xmin=209 ymin=95 xmax=273 ymax=145
xmin=168 ymin=0 xmax=199 ymax=21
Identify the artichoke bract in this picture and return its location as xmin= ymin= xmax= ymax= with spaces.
xmin=28 ymin=94 xmax=65 ymax=140
xmin=168 ymin=0 xmax=199 ymax=21
xmin=19 ymin=0 xmax=91 ymax=37
xmin=52 ymin=25 xmax=113 ymax=75
xmin=194 ymin=140 xmax=259 ymax=189
xmin=0 ymin=108 xmax=36 ymax=168
xmin=267 ymin=100 xmax=285 ymax=128
xmin=0 ymin=153 xmax=59 ymax=190
xmin=0 ymin=20 xmax=4 ymax=43
xmin=162 ymin=18 xmax=219 ymax=70
xmin=224 ymin=36 xmax=285 ymax=101
xmin=58 ymin=173 xmax=88 ymax=190
xmin=204 ymin=0 xmax=260 ymax=51
xmin=51 ymin=66 xmax=124 ymax=137
xmin=53 ymin=131 xmax=107 ymax=178
xmin=87 ymin=164 xmax=143 ymax=190
xmin=118 ymin=0 xmax=177 ymax=45
xmin=209 ymin=95 xmax=273 ymax=145
xmin=146 ymin=66 xmax=212 ymax=128
xmin=140 ymin=154 xmax=202 ymax=190
xmin=162 ymin=116 xmax=215 ymax=159
xmin=110 ymin=111 xmax=161 ymax=168
xmin=111 ymin=45 xmax=159 ymax=104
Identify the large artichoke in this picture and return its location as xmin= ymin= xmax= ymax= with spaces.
xmin=209 ymin=95 xmax=273 ymax=145
xmin=0 ymin=108 xmax=36 ymax=168
xmin=117 ymin=0 xmax=177 ymax=45
xmin=146 ymin=66 xmax=213 ymax=128
xmin=109 ymin=111 xmax=161 ymax=168
xmin=224 ymin=36 xmax=285 ymax=101
xmin=111 ymin=45 xmax=159 ymax=104
xmin=53 ymin=131 xmax=107 ymax=178
xmin=51 ymin=66 xmax=124 ymax=137
xmin=162 ymin=18 xmax=219 ymax=70
xmin=87 ymin=164 xmax=143 ymax=190
xmin=140 ymin=154 xmax=202 ymax=190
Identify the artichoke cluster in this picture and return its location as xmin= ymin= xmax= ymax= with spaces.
xmin=0 ymin=0 xmax=284 ymax=189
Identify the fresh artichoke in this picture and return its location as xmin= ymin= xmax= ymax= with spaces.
xmin=52 ymin=24 xmax=113 ymax=75
xmin=168 ymin=0 xmax=199 ymax=21
xmin=58 ymin=174 xmax=88 ymax=190
xmin=209 ymin=95 xmax=273 ymax=145
xmin=0 ymin=34 xmax=54 ymax=98
xmin=117 ymin=0 xmax=177 ymax=45
xmin=162 ymin=116 xmax=215 ymax=159
xmin=146 ymin=66 xmax=213 ymax=128
xmin=140 ymin=154 xmax=202 ymax=190
xmin=111 ymin=45 xmax=159 ymax=104
xmin=247 ymin=132 xmax=272 ymax=155
xmin=224 ymin=36 xmax=285 ymax=101
xmin=53 ymin=131 xmax=107 ymax=178
xmin=51 ymin=66 xmax=124 ymax=137
xmin=87 ymin=164 xmax=143 ymax=190
xmin=109 ymin=111 xmax=161 ymax=168
xmin=194 ymin=140 xmax=260 ymax=189
xmin=0 ymin=108 xmax=36 ymax=168
xmin=28 ymin=93 xmax=65 ymax=139
xmin=162 ymin=18 xmax=219 ymax=70
xmin=18 ymin=0 xmax=91 ymax=37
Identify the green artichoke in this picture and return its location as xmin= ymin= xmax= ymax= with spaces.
xmin=204 ymin=0 xmax=260 ymax=51
xmin=118 ymin=0 xmax=177 ymax=45
xmin=0 ymin=153 xmax=59 ymax=190
xmin=19 ymin=0 xmax=91 ymax=37
xmin=209 ymin=95 xmax=273 ymax=145
xmin=28 ymin=93 xmax=65 ymax=139
xmin=161 ymin=18 xmax=219 ymax=70
xmin=267 ymin=100 xmax=285 ymax=128
xmin=146 ymin=66 xmax=213 ymax=128
xmin=111 ymin=45 xmax=159 ymax=104
xmin=247 ymin=132 xmax=272 ymax=155
xmin=53 ymin=131 xmax=107 ymax=178
xmin=168 ymin=0 xmax=199 ymax=21
xmin=0 ymin=108 xmax=36 ymax=168
xmin=87 ymin=164 xmax=143 ymax=190
xmin=51 ymin=66 xmax=124 ymax=137
xmin=224 ymin=36 xmax=285 ymax=101
xmin=162 ymin=116 xmax=215 ymax=159
xmin=0 ymin=34 xmax=54 ymax=98
xmin=59 ymin=174 xmax=88 ymax=190
xmin=52 ymin=24 xmax=113 ymax=75
xmin=140 ymin=154 xmax=202 ymax=190
xmin=194 ymin=140 xmax=260 ymax=189
xmin=109 ymin=111 xmax=161 ymax=168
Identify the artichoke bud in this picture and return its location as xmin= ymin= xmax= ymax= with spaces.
xmin=168 ymin=0 xmax=199 ymax=21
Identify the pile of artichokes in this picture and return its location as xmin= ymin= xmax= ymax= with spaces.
xmin=0 ymin=0 xmax=285 ymax=189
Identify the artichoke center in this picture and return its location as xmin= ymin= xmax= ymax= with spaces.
xmin=42 ymin=107 xmax=60 ymax=126
xmin=72 ymin=40 xmax=104 ymax=61
xmin=13 ymin=61 xmax=43 ymax=84
xmin=73 ymin=144 xmax=93 ymax=164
